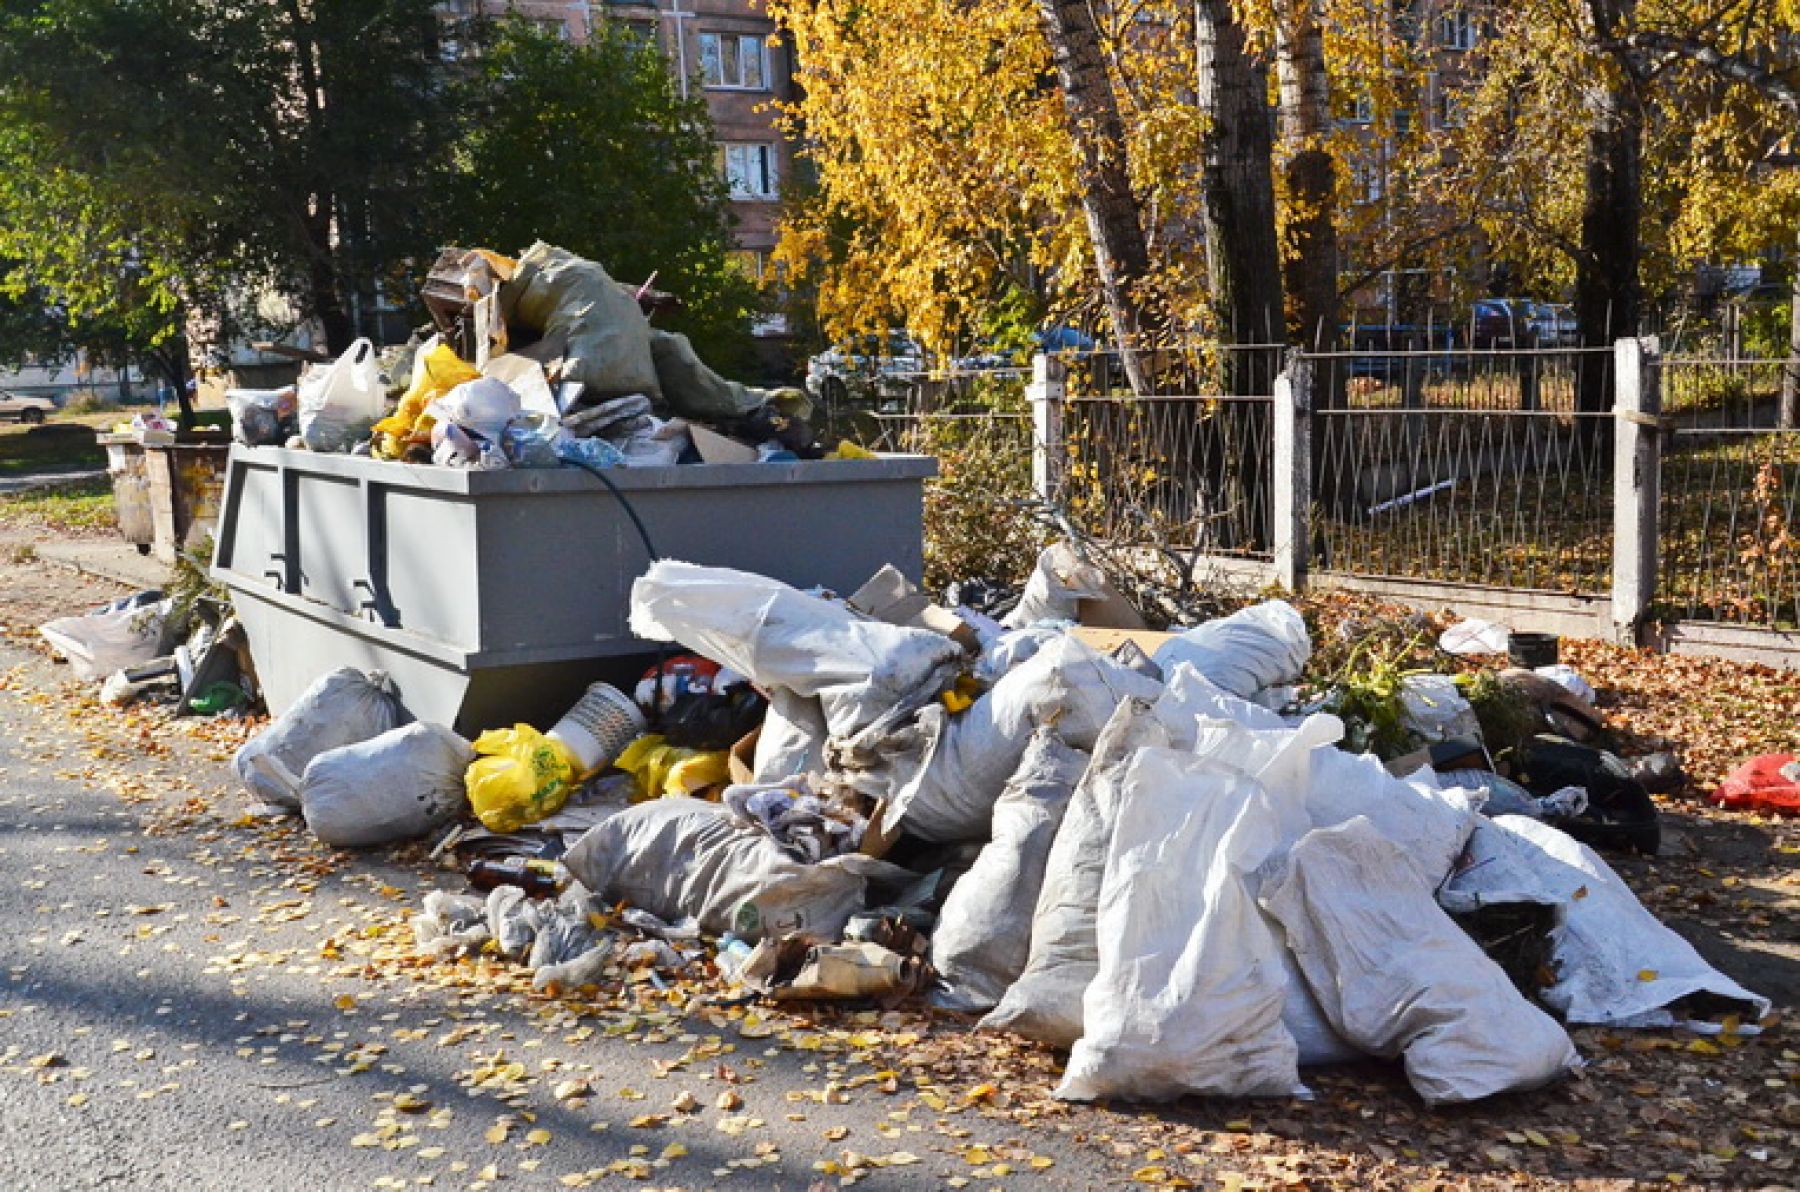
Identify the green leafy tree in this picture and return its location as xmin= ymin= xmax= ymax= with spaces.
xmin=441 ymin=18 xmax=756 ymax=368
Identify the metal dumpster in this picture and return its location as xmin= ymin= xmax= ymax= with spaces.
xmin=211 ymin=446 xmax=937 ymax=734
xmin=100 ymin=431 xmax=233 ymax=563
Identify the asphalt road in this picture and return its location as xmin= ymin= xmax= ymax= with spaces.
xmin=0 ymin=641 xmax=1116 ymax=1191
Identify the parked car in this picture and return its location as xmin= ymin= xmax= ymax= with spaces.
xmin=1468 ymin=298 xmax=1541 ymax=349
xmin=0 ymin=391 xmax=54 ymax=424
xmin=1530 ymin=302 xmax=1580 ymax=348
xmin=804 ymin=331 xmax=928 ymax=408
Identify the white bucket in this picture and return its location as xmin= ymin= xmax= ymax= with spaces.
xmin=548 ymin=682 xmax=647 ymax=775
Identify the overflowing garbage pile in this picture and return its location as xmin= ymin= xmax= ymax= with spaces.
xmin=227 ymin=243 xmax=843 ymax=470
xmin=214 ymin=546 xmax=1769 ymax=1108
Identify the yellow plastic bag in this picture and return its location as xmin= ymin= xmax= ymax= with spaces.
xmin=372 ymin=341 xmax=479 ymax=458
xmin=826 ymin=441 xmax=877 ymax=461
xmin=465 ymin=724 xmax=579 ymax=832
xmin=615 ymin=733 xmax=731 ymax=802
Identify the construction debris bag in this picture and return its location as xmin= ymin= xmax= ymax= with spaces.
xmin=504 ymin=242 xmax=660 ymax=400
xmin=1261 ymin=816 xmax=1580 ymax=1106
xmin=39 ymin=596 xmax=173 ymax=682
xmin=629 ymin=561 xmax=964 ymax=741
xmin=1304 ymin=746 xmax=1481 ymax=889
xmin=930 ymin=730 xmax=1087 ymax=1013
xmin=1441 ymin=816 xmax=1769 ymax=1027
xmin=972 ymin=625 xmax=1064 ymax=686
xmin=1398 ymin=674 xmax=1482 ymax=746
xmin=883 ymin=634 xmax=1161 ymax=843
xmin=1152 ymin=600 xmax=1311 ymax=701
xmin=649 ymin=329 xmax=767 ymax=422
xmin=233 ymin=668 xmax=403 ymax=809
xmin=752 ymin=689 xmax=829 ymax=782
xmin=1059 ymin=747 xmax=1304 ymax=1102
xmin=1002 ymin=543 xmax=1110 ymax=629
xmin=300 ymin=722 xmax=474 ymax=848
xmin=980 ymin=698 xmax=1169 ymax=1047
xmin=1153 ymin=660 xmax=1288 ymax=737
xmin=563 ymin=796 xmax=911 ymax=942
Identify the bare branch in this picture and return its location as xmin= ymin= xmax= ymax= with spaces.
xmin=1623 ymin=30 xmax=1800 ymax=112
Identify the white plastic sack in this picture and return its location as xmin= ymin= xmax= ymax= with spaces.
xmin=973 ymin=624 xmax=1064 ymax=686
xmin=1261 ymin=816 xmax=1579 ymax=1106
xmin=1058 ymin=748 xmax=1304 ymax=1102
xmin=300 ymin=722 xmax=474 ymax=848
xmin=1153 ymin=660 xmax=1287 ymax=740
xmin=1534 ymin=664 xmax=1596 ymax=706
xmin=1002 ymin=542 xmax=1109 ymax=629
xmin=980 ymin=698 xmax=1168 ymax=1047
xmin=563 ymin=796 xmax=910 ymax=942
xmin=1304 ymin=746 xmax=1481 ymax=889
xmin=751 ymin=689 xmax=829 ymax=783
xmin=883 ymin=634 xmax=1161 ymax=842
xmin=1438 ymin=618 xmax=1510 ymax=656
xmin=297 ymin=337 xmax=383 ymax=452
xmin=1398 ymin=674 xmax=1482 ymax=745
xmin=233 ymin=668 xmax=403 ymax=809
xmin=629 ymin=561 xmax=964 ymax=742
xmin=1152 ymin=600 xmax=1310 ymax=701
xmin=1443 ymin=816 xmax=1770 ymax=1027
xmin=39 ymin=597 xmax=171 ymax=682
xmin=426 ymin=376 xmax=521 ymax=443
xmin=930 ymin=730 xmax=1087 ymax=1013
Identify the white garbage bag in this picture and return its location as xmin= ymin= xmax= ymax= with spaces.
xmin=1058 ymin=747 xmax=1304 ymax=1102
xmin=297 ymin=337 xmax=384 ymax=453
xmin=39 ymin=597 xmax=172 ymax=682
xmin=233 ymin=668 xmax=404 ymax=810
xmin=973 ymin=624 xmax=1065 ymax=686
xmin=882 ymin=634 xmax=1161 ymax=842
xmin=300 ymin=722 xmax=474 ymax=848
xmin=1001 ymin=542 xmax=1109 ymax=629
xmin=1304 ymin=746 xmax=1481 ymax=889
xmin=1261 ymin=816 xmax=1580 ymax=1106
xmin=629 ymin=561 xmax=964 ymax=741
xmin=562 ymin=796 xmax=910 ymax=943
xmin=1153 ymin=661 xmax=1288 ymax=737
xmin=1442 ymin=816 xmax=1770 ymax=1027
xmin=930 ymin=729 xmax=1087 ymax=1013
xmin=1152 ymin=600 xmax=1311 ymax=701
xmin=751 ymin=689 xmax=829 ymax=783
xmin=980 ymin=697 xmax=1169 ymax=1046
xmin=1398 ymin=674 xmax=1482 ymax=745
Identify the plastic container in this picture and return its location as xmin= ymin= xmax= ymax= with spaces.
xmin=1508 ymin=631 xmax=1560 ymax=669
xmin=548 ymin=681 xmax=646 ymax=774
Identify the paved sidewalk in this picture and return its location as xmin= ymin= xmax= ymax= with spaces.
xmin=0 ymin=467 xmax=106 ymax=495
xmin=35 ymin=537 xmax=169 ymax=592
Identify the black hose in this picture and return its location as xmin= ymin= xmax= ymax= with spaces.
xmin=565 ymin=457 xmax=661 ymax=563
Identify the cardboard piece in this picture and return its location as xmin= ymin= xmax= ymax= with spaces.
xmin=860 ymin=798 xmax=903 ymax=859
xmin=688 ymin=422 xmax=760 ymax=465
xmin=1075 ymin=585 xmax=1150 ymax=630
xmin=1069 ymin=626 xmax=1176 ymax=659
xmin=728 ymin=726 xmax=760 ymax=786
xmin=848 ymin=564 xmax=979 ymax=653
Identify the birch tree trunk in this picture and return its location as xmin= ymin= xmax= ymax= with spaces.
xmin=1034 ymin=0 xmax=1157 ymax=397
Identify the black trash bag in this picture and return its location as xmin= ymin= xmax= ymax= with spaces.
xmin=1513 ymin=735 xmax=1660 ymax=856
xmin=660 ymin=684 xmax=769 ymax=751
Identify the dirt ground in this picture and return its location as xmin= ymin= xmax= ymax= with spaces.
xmin=2 ymin=513 xmax=1796 ymax=1190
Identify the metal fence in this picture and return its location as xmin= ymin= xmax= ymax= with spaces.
xmin=1660 ymin=356 xmax=1800 ymax=627
xmin=1308 ymin=346 xmax=1616 ymax=595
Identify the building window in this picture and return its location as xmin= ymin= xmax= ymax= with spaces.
xmin=728 ymin=250 xmax=767 ymax=283
xmin=699 ymin=31 xmax=768 ymax=90
xmin=721 ymin=143 xmax=778 ymax=200
xmin=1436 ymin=86 xmax=1466 ymax=128
xmin=1349 ymin=93 xmax=1375 ymax=124
xmin=1439 ymin=10 xmax=1477 ymax=50
xmin=1352 ymin=160 xmax=1385 ymax=203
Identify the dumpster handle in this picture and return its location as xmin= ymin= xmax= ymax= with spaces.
xmin=565 ymin=458 xmax=661 ymax=563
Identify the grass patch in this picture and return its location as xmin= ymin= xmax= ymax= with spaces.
xmin=0 ymin=475 xmax=117 ymax=533
xmin=0 ymin=422 xmax=105 ymax=477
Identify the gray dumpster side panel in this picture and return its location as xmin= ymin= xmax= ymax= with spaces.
xmin=214 ymin=446 xmax=935 ymax=735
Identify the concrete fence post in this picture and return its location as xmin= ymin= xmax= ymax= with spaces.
xmin=1273 ymin=352 xmax=1313 ymax=593
xmin=1611 ymin=336 xmax=1663 ymax=643
xmin=1028 ymin=352 xmax=1066 ymax=506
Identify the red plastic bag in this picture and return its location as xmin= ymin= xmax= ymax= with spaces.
xmin=1712 ymin=754 xmax=1800 ymax=815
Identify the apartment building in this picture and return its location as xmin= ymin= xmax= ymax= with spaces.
xmin=453 ymin=1 xmax=795 ymax=279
